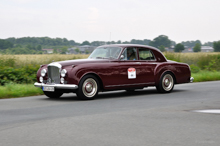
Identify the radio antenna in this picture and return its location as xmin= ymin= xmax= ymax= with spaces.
xmin=109 ymin=32 xmax=111 ymax=44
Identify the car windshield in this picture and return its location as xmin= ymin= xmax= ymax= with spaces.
xmin=88 ymin=47 xmax=122 ymax=59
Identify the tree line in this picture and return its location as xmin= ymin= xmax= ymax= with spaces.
xmin=0 ymin=35 xmax=220 ymax=54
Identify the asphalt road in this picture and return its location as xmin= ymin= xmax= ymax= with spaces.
xmin=0 ymin=81 xmax=220 ymax=146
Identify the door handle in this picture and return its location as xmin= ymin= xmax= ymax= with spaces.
xmin=134 ymin=62 xmax=141 ymax=65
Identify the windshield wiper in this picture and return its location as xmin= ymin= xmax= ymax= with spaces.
xmin=96 ymin=57 xmax=116 ymax=59
xmin=96 ymin=57 xmax=104 ymax=59
xmin=104 ymin=56 xmax=116 ymax=59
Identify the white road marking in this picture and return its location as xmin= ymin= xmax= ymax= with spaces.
xmin=193 ymin=109 xmax=220 ymax=114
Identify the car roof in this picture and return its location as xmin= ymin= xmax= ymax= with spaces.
xmin=98 ymin=44 xmax=159 ymax=51
xmin=97 ymin=44 xmax=167 ymax=62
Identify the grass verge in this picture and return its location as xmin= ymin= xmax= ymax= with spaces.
xmin=0 ymin=83 xmax=43 ymax=99
xmin=192 ymin=71 xmax=220 ymax=82
xmin=0 ymin=71 xmax=219 ymax=99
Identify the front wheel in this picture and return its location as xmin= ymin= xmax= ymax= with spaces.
xmin=156 ymin=73 xmax=174 ymax=93
xmin=76 ymin=75 xmax=99 ymax=100
xmin=43 ymin=91 xmax=63 ymax=99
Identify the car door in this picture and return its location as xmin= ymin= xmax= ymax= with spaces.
xmin=108 ymin=47 xmax=148 ymax=87
xmin=137 ymin=47 xmax=157 ymax=84
xmin=104 ymin=47 xmax=157 ymax=89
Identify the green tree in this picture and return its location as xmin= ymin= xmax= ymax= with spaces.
xmin=158 ymin=45 xmax=165 ymax=52
xmin=204 ymin=41 xmax=213 ymax=47
xmin=106 ymin=41 xmax=116 ymax=44
xmin=8 ymin=47 xmax=29 ymax=54
xmin=53 ymin=48 xmax=58 ymax=54
xmin=81 ymin=41 xmax=90 ymax=46
xmin=129 ymin=39 xmax=150 ymax=45
xmin=174 ymin=43 xmax=185 ymax=52
xmin=213 ymin=41 xmax=220 ymax=52
xmin=143 ymin=39 xmax=151 ymax=45
xmin=193 ymin=43 xmax=201 ymax=52
xmin=69 ymin=40 xmax=77 ymax=46
xmin=171 ymin=41 xmax=176 ymax=47
xmin=60 ymin=46 xmax=68 ymax=54
xmin=0 ymin=39 xmax=13 ymax=49
xmin=91 ymin=41 xmax=105 ymax=46
xmin=149 ymin=35 xmax=171 ymax=48
xmin=117 ymin=40 xmax=121 ymax=44
xmin=181 ymin=40 xmax=201 ymax=48
xmin=36 ymin=45 xmax=42 ymax=51
xmin=85 ymin=50 xmax=90 ymax=54
xmin=75 ymin=48 xmax=80 ymax=54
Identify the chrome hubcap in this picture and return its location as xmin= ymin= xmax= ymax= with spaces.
xmin=82 ymin=78 xmax=97 ymax=98
xmin=162 ymin=74 xmax=173 ymax=91
xmin=85 ymin=83 xmax=93 ymax=93
xmin=164 ymin=79 xmax=170 ymax=86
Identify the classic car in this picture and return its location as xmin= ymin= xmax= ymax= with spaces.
xmin=34 ymin=44 xmax=194 ymax=100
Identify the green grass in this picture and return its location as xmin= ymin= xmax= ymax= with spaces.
xmin=192 ymin=71 xmax=220 ymax=82
xmin=0 ymin=83 xmax=43 ymax=99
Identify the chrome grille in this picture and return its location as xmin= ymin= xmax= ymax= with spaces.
xmin=47 ymin=63 xmax=61 ymax=84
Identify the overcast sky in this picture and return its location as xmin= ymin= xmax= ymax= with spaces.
xmin=0 ymin=0 xmax=220 ymax=43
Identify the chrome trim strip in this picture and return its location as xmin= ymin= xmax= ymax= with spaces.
xmin=34 ymin=82 xmax=78 ymax=90
xmin=48 ymin=62 xmax=62 ymax=69
xmin=105 ymin=82 xmax=154 ymax=88
xmin=190 ymin=77 xmax=194 ymax=83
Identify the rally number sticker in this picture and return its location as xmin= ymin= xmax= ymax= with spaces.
xmin=128 ymin=68 xmax=136 ymax=79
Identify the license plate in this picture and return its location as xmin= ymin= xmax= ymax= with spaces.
xmin=43 ymin=86 xmax=54 ymax=92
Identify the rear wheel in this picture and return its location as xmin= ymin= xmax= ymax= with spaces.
xmin=43 ymin=91 xmax=63 ymax=99
xmin=76 ymin=75 xmax=99 ymax=100
xmin=156 ymin=73 xmax=174 ymax=93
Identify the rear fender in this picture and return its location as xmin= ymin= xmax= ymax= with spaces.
xmin=154 ymin=64 xmax=176 ymax=86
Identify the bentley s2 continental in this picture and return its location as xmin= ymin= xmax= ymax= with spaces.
xmin=34 ymin=44 xmax=193 ymax=99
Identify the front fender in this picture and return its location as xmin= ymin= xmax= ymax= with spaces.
xmin=68 ymin=64 xmax=103 ymax=86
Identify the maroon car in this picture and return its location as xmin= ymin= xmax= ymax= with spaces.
xmin=34 ymin=44 xmax=193 ymax=99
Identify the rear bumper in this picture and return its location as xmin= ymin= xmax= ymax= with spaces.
xmin=190 ymin=77 xmax=194 ymax=83
xmin=34 ymin=82 xmax=78 ymax=90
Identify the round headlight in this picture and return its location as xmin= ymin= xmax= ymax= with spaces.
xmin=41 ymin=69 xmax=47 ymax=77
xmin=61 ymin=69 xmax=67 ymax=77
xmin=61 ymin=77 xmax=65 ymax=84
xmin=39 ymin=77 xmax=43 ymax=83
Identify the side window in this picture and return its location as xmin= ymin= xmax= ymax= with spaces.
xmin=121 ymin=47 xmax=137 ymax=60
xmin=138 ymin=48 xmax=155 ymax=60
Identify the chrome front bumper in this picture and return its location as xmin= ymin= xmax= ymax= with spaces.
xmin=34 ymin=82 xmax=78 ymax=90
xmin=190 ymin=77 xmax=194 ymax=83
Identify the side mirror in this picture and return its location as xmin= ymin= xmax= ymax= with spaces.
xmin=120 ymin=55 xmax=124 ymax=60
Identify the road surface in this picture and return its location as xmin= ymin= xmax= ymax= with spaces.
xmin=0 ymin=81 xmax=220 ymax=146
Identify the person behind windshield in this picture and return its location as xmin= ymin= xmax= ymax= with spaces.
xmin=112 ymin=48 xmax=121 ymax=58
xmin=127 ymin=49 xmax=136 ymax=60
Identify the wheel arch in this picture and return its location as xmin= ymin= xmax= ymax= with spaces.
xmin=155 ymin=69 xmax=177 ymax=85
xmin=79 ymin=72 xmax=104 ymax=91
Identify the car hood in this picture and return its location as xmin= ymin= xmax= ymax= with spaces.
xmin=167 ymin=60 xmax=177 ymax=63
xmin=53 ymin=59 xmax=110 ymax=67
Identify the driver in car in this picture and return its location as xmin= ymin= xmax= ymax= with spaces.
xmin=127 ymin=49 xmax=136 ymax=60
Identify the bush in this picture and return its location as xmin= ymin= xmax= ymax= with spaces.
xmin=197 ymin=54 xmax=220 ymax=71
xmin=0 ymin=56 xmax=16 ymax=67
xmin=164 ymin=52 xmax=181 ymax=62
xmin=0 ymin=65 xmax=39 ymax=85
xmin=190 ymin=64 xmax=200 ymax=73
xmin=0 ymin=54 xmax=90 ymax=86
